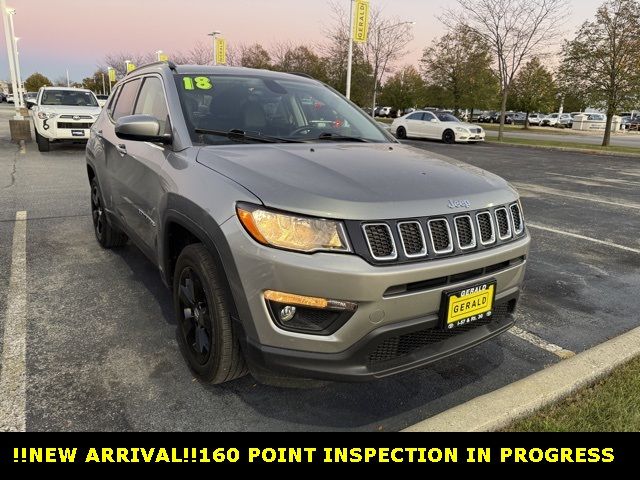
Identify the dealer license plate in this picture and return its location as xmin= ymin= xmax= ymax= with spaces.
xmin=441 ymin=281 xmax=496 ymax=330
xmin=71 ymin=130 xmax=85 ymax=137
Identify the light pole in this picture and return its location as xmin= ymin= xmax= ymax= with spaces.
xmin=345 ymin=0 xmax=355 ymax=99
xmin=371 ymin=21 xmax=415 ymax=117
xmin=208 ymin=31 xmax=221 ymax=66
xmin=0 ymin=2 xmax=20 ymax=119
xmin=6 ymin=7 xmax=24 ymax=110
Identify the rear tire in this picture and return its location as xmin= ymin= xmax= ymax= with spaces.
xmin=90 ymin=178 xmax=127 ymax=248
xmin=442 ymin=129 xmax=455 ymax=144
xmin=35 ymin=130 xmax=50 ymax=152
xmin=396 ymin=126 xmax=407 ymax=139
xmin=174 ymin=244 xmax=248 ymax=384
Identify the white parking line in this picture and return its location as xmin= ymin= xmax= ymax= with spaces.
xmin=514 ymin=183 xmax=640 ymax=210
xmin=545 ymin=172 xmax=640 ymax=187
xmin=0 ymin=211 xmax=27 ymax=432
xmin=527 ymin=223 xmax=640 ymax=254
xmin=509 ymin=326 xmax=575 ymax=359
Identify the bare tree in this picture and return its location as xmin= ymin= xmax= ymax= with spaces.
xmin=364 ymin=6 xmax=415 ymax=113
xmin=102 ymin=52 xmax=156 ymax=79
xmin=173 ymin=40 xmax=215 ymax=65
xmin=444 ymin=0 xmax=570 ymax=140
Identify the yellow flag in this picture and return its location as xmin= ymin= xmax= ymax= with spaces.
xmin=107 ymin=67 xmax=116 ymax=82
xmin=158 ymin=53 xmax=169 ymax=62
xmin=354 ymin=0 xmax=370 ymax=43
xmin=215 ymin=38 xmax=227 ymax=65
xmin=126 ymin=62 xmax=136 ymax=73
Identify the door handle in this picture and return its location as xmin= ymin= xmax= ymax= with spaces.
xmin=116 ymin=144 xmax=127 ymax=156
xmin=96 ymin=129 xmax=103 ymax=137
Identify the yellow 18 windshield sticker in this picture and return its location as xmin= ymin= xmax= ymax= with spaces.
xmin=183 ymin=77 xmax=213 ymax=90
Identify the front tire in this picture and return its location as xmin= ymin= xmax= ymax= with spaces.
xmin=442 ymin=129 xmax=455 ymax=144
xmin=174 ymin=244 xmax=247 ymax=384
xmin=396 ymin=126 xmax=407 ymax=139
xmin=35 ymin=130 xmax=50 ymax=152
xmin=90 ymin=178 xmax=127 ymax=248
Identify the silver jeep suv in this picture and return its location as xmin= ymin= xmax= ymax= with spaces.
xmin=86 ymin=62 xmax=530 ymax=384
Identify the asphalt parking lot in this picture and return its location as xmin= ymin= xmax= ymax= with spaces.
xmin=1 ymin=104 xmax=639 ymax=431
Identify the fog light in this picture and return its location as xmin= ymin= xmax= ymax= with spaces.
xmin=280 ymin=305 xmax=297 ymax=322
xmin=264 ymin=290 xmax=358 ymax=335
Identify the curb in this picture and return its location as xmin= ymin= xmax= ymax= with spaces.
xmin=402 ymin=325 xmax=640 ymax=432
xmin=485 ymin=139 xmax=640 ymax=158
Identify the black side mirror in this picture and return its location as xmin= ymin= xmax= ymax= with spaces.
xmin=115 ymin=114 xmax=172 ymax=144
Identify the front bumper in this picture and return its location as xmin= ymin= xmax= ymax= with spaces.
xmin=222 ymin=216 xmax=530 ymax=380
xmin=244 ymin=293 xmax=518 ymax=381
xmin=36 ymin=118 xmax=94 ymax=140
xmin=455 ymin=131 xmax=486 ymax=142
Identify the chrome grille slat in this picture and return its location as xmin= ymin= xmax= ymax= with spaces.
xmin=510 ymin=203 xmax=524 ymax=235
xmin=363 ymin=223 xmax=397 ymax=261
xmin=454 ymin=215 xmax=476 ymax=250
xmin=428 ymin=219 xmax=454 ymax=254
xmin=397 ymin=221 xmax=427 ymax=258
xmin=476 ymin=212 xmax=496 ymax=245
xmin=495 ymin=207 xmax=512 ymax=240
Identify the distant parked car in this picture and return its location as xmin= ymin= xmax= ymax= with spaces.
xmin=542 ymin=113 xmax=560 ymax=126
xmin=511 ymin=113 xmax=528 ymax=125
xmin=6 ymin=93 xmax=14 ymax=104
xmin=377 ymin=106 xmax=392 ymax=117
xmin=392 ymin=110 xmax=485 ymax=144
xmin=96 ymin=94 xmax=109 ymax=108
xmin=0 ymin=92 xmax=6 ymax=102
xmin=24 ymin=92 xmax=38 ymax=109
xmin=527 ymin=113 xmax=546 ymax=126
xmin=556 ymin=113 xmax=574 ymax=128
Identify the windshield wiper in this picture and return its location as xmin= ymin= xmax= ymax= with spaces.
xmin=316 ymin=132 xmax=370 ymax=143
xmin=195 ymin=128 xmax=303 ymax=144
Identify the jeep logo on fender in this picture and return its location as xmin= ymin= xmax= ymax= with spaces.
xmin=448 ymin=199 xmax=471 ymax=209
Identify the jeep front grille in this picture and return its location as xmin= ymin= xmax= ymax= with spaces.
xmin=59 ymin=115 xmax=93 ymax=120
xmin=495 ymin=207 xmax=512 ymax=240
xmin=476 ymin=212 xmax=495 ymax=245
xmin=362 ymin=224 xmax=397 ymax=261
xmin=397 ymin=221 xmax=427 ymax=258
xmin=354 ymin=203 xmax=525 ymax=265
xmin=428 ymin=219 xmax=453 ymax=254
xmin=510 ymin=203 xmax=524 ymax=235
xmin=454 ymin=215 xmax=476 ymax=250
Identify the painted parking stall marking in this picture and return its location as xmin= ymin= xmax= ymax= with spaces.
xmin=0 ymin=211 xmax=28 ymax=432
xmin=527 ymin=223 xmax=640 ymax=254
xmin=509 ymin=326 xmax=575 ymax=359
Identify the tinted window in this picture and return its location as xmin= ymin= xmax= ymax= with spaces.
xmin=134 ymin=77 xmax=169 ymax=133
xmin=174 ymin=74 xmax=391 ymax=144
xmin=112 ymin=79 xmax=141 ymax=121
xmin=423 ymin=112 xmax=436 ymax=121
xmin=106 ymin=86 xmax=120 ymax=116
xmin=41 ymin=89 xmax=98 ymax=107
xmin=436 ymin=113 xmax=460 ymax=122
xmin=407 ymin=113 xmax=423 ymax=120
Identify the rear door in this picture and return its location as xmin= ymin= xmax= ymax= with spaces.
xmin=404 ymin=112 xmax=425 ymax=137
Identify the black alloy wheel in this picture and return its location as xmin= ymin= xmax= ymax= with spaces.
xmin=177 ymin=267 xmax=213 ymax=366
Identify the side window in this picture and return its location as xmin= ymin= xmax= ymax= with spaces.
xmin=407 ymin=113 xmax=423 ymax=121
xmin=112 ymin=79 xmax=141 ymax=121
xmin=134 ymin=77 xmax=169 ymax=133
xmin=106 ymin=86 xmax=120 ymax=116
xmin=423 ymin=112 xmax=436 ymax=122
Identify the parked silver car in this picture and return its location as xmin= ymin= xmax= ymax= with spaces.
xmin=86 ymin=63 xmax=530 ymax=384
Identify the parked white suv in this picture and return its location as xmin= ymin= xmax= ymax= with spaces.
xmin=32 ymin=87 xmax=101 ymax=152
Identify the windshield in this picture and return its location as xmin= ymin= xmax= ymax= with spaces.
xmin=41 ymin=90 xmax=98 ymax=107
xmin=174 ymin=74 xmax=392 ymax=144
xmin=435 ymin=113 xmax=460 ymax=122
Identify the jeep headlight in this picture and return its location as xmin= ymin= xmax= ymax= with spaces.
xmin=237 ymin=204 xmax=350 ymax=253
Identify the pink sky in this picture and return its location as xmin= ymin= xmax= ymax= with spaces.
xmin=2 ymin=0 xmax=604 ymax=83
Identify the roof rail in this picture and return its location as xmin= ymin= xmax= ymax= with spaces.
xmin=126 ymin=60 xmax=177 ymax=76
xmin=288 ymin=72 xmax=315 ymax=80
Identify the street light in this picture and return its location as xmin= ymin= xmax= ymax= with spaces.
xmin=5 ymin=6 xmax=24 ymax=111
xmin=208 ymin=31 xmax=222 ymax=66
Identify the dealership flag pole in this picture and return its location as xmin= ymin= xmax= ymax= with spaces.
xmin=345 ymin=0 xmax=355 ymax=99
xmin=1 ymin=1 xmax=22 ymax=119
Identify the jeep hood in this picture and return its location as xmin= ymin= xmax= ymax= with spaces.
xmin=196 ymin=143 xmax=517 ymax=220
